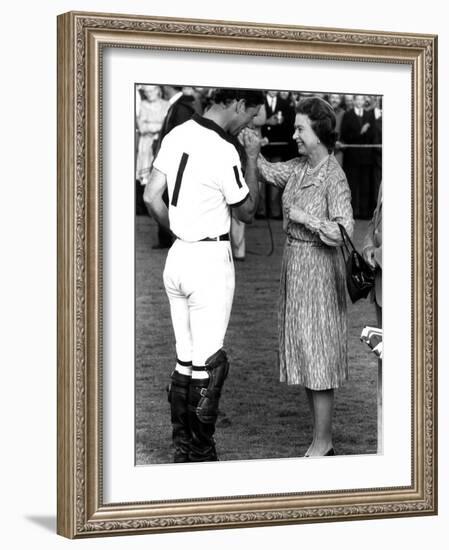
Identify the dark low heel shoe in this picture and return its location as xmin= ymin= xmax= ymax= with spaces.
xmin=324 ymin=447 xmax=335 ymax=456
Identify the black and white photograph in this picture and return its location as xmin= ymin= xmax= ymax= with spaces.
xmin=2 ymin=0 xmax=444 ymax=544
xmin=53 ymin=8 xmax=437 ymax=540
xmin=134 ymin=84 xmax=383 ymax=465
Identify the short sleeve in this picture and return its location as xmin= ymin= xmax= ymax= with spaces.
xmin=220 ymin=146 xmax=250 ymax=206
xmin=152 ymin=133 xmax=173 ymax=175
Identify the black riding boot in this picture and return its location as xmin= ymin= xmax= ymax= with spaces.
xmin=167 ymin=371 xmax=191 ymax=463
xmin=188 ymin=350 xmax=230 ymax=462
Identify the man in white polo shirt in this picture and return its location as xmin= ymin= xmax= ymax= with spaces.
xmin=144 ymin=88 xmax=264 ymax=462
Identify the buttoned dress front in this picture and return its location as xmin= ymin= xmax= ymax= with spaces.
xmin=259 ymin=154 xmax=354 ymax=389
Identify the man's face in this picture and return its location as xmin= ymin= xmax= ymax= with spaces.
xmin=345 ymin=94 xmax=354 ymax=108
xmin=329 ymin=94 xmax=342 ymax=109
xmin=354 ymin=95 xmax=366 ymax=109
xmin=228 ymin=102 xmax=261 ymax=135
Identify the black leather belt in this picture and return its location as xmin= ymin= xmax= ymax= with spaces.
xmin=199 ymin=233 xmax=230 ymax=242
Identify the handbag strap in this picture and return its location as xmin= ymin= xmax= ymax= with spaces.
xmin=338 ymin=223 xmax=354 ymax=258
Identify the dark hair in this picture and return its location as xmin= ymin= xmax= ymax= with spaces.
xmin=212 ymin=88 xmax=265 ymax=108
xmin=296 ymin=97 xmax=338 ymax=152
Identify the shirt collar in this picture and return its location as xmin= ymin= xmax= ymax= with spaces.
xmin=191 ymin=113 xmax=237 ymax=148
xmin=168 ymin=91 xmax=183 ymax=106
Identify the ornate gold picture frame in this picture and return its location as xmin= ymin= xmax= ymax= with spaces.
xmin=57 ymin=11 xmax=437 ymax=538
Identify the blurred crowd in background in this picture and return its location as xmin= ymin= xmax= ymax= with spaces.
xmin=135 ymin=84 xmax=382 ymax=224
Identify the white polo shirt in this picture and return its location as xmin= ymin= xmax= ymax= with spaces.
xmin=153 ymin=114 xmax=249 ymax=242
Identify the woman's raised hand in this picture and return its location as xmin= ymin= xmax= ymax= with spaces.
xmin=240 ymin=128 xmax=266 ymax=159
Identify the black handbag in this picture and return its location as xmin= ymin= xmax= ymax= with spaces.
xmin=338 ymin=224 xmax=375 ymax=303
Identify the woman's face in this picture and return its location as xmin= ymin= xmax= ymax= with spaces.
xmin=293 ymin=113 xmax=319 ymax=156
xmin=142 ymin=85 xmax=160 ymax=101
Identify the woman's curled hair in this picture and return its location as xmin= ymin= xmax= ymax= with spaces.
xmin=296 ymin=97 xmax=338 ymax=152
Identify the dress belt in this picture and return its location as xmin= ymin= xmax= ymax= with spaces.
xmin=287 ymin=235 xmax=324 ymax=247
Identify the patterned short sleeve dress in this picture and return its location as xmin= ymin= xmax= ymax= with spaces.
xmin=136 ymin=98 xmax=169 ymax=184
xmin=258 ymin=154 xmax=354 ymax=390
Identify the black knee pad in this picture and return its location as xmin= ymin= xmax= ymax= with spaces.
xmin=195 ymin=349 xmax=229 ymax=424
xmin=187 ymin=382 xmax=218 ymax=462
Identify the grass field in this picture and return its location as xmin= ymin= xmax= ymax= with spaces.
xmin=135 ymin=216 xmax=379 ymax=464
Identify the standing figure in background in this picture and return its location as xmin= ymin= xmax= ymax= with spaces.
xmin=343 ymin=94 xmax=354 ymax=111
xmin=151 ymin=85 xmax=197 ymax=249
xmin=135 ymin=85 xmax=168 ymax=214
xmin=363 ymin=183 xmax=382 ymax=321
xmin=182 ymin=86 xmax=205 ymax=114
xmin=340 ymin=94 xmax=375 ymax=219
xmin=328 ymin=93 xmax=345 ymax=166
xmin=258 ymin=90 xmax=296 ymax=219
xmin=371 ymin=96 xmax=383 ymax=203
xmin=362 ymin=182 xmax=383 ymax=452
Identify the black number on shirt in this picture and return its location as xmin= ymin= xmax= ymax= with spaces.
xmin=233 ymin=165 xmax=243 ymax=188
xmin=171 ymin=153 xmax=189 ymax=207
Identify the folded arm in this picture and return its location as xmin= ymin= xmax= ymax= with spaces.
xmin=288 ymin=174 xmax=354 ymax=246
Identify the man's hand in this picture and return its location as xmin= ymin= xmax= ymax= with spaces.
xmin=265 ymin=114 xmax=282 ymax=125
xmin=334 ymin=140 xmax=343 ymax=151
xmin=360 ymin=122 xmax=370 ymax=135
xmin=363 ymin=245 xmax=377 ymax=269
xmin=240 ymin=128 xmax=267 ymax=160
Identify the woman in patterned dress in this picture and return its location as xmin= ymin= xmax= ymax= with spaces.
xmin=257 ymin=97 xmax=354 ymax=457
xmin=136 ymin=85 xmax=169 ymax=185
